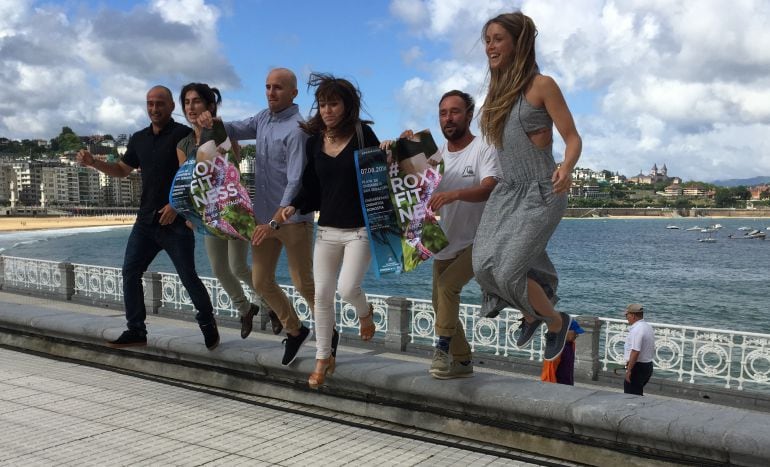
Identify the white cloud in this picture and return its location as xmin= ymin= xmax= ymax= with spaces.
xmin=389 ymin=0 xmax=770 ymax=180
xmin=0 ymin=0 xmax=239 ymax=140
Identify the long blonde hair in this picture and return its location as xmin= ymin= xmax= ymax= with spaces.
xmin=480 ymin=12 xmax=539 ymax=148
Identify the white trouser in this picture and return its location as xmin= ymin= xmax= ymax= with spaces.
xmin=313 ymin=226 xmax=371 ymax=359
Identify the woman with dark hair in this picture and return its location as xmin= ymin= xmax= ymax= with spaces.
xmin=176 ymin=83 xmax=264 ymax=338
xmin=473 ymin=12 xmax=582 ymax=361
xmin=279 ymin=73 xmax=379 ymax=389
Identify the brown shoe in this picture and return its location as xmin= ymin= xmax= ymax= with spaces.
xmin=268 ymin=309 xmax=283 ymax=335
xmin=240 ymin=303 xmax=259 ymax=339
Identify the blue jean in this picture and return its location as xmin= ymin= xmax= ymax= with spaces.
xmin=122 ymin=219 xmax=214 ymax=335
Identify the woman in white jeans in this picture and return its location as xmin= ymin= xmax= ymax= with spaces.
xmin=280 ymin=73 xmax=379 ymax=389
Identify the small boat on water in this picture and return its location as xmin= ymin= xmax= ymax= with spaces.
xmin=685 ymin=226 xmax=701 ymax=231
xmin=701 ymin=227 xmax=717 ymax=233
xmin=738 ymin=226 xmax=753 ymax=231
xmin=698 ymin=237 xmax=717 ymax=243
xmin=728 ymin=229 xmax=766 ymax=240
xmin=666 ymin=225 xmax=680 ymax=229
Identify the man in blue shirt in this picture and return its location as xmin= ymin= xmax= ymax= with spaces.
xmin=224 ymin=68 xmax=313 ymax=365
xmin=77 ymin=85 xmax=219 ymax=350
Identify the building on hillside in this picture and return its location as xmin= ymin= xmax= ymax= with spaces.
xmin=0 ymin=165 xmax=18 ymax=203
xmin=628 ymin=163 xmax=671 ymax=184
xmin=41 ymin=165 xmax=80 ymax=205
xmin=78 ymin=167 xmax=102 ymax=205
xmin=750 ymin=185 xmax=770 ymax=200
xmin=101 ymin=171 xmax=141 ymax=207
xmin=568 ymin=184 xmax=608 ymax=199
xmin=662 ymin=183 xmax=683 ymax=198
xmin=9 ymin=161 xmax=59 ymax=205
xmin=239 ymin=157 xmax=256 ymax=200
xmin=682 ymin=185 xmax=714 ymax=198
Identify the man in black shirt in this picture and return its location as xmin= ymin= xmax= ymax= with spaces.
xmin=77 ymin=85 xmax=219 ymax=350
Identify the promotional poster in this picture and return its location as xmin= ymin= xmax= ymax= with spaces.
xmin=355 ymin=130 xmax=449 ymax=274
xmin=170 ymin=120 xmax=256 ymax=241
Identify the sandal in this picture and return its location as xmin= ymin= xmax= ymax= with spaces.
xmin=359 ymin=303 xmax=376 ymax=341
xmin=308 ymin=357 xmax=336 ymax=389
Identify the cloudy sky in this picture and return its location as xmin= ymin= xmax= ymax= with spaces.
xmin=1 ymin=0 xmax=769 ymax=181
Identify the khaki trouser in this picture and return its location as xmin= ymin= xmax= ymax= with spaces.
xmin=251 ymin=222 xmax=314 ymax=333
xmin=204 ymin=236 xmax=260 ymax=316
xmin=432 ymin=245 xmax=473 ymax=362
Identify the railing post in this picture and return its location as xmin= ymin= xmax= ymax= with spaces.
xmin=385 ymin=296 xmax=410 ymax=352
xmin=0 ymin=256 xmax=5 ymax=290
xmin=143 ymin=271 xmax=162 ymax=314
xmin=57 ymin=261 xmax=75 ymax=300
xmin=575 ymin=315 xmax=603 ymax=381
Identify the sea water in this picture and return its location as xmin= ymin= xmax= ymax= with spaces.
xmin=2 ymin=218 xmax=769 ymax=333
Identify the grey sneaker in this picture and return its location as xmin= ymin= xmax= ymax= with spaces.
xmin=543 ymin=312 xmax=572 ymax=361
xmin=432 ymin=361 xmax=474 ymax=380
xmin=429 ymin=348 xmax=451 ymax=375
xmin=515 ymin=317 xmax=544 ymax=347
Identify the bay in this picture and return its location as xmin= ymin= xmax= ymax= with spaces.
xmin=2 ymin=218 xmax=769 ymax=333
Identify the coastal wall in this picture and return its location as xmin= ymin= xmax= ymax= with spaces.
xmin=2 ymin=254 xmax=769 ymax=412
xmin=2 ymin=281 xmax=770 ymax=465
xmin=566 ymin=207 xmax=770 ymax=218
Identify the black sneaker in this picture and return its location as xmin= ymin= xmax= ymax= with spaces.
xmin=515 ymin=317 xmax=544 ymax=347
xmin=281 ymin=325 xmax=309 ymax=365
xmin=331 ymin=328 xmax=339 ymax=358
xmin=268 ymin=310 xmax=283 ymax=335
xmin=200 ymin=321 xmax=220 ymax=350
xmin=240 ymin=303 xmax=260 ymax=339
xmin=543 ymin=312 xmax=572 ymax=361
xmin=107 ymin=330 xmax=147 ymax=348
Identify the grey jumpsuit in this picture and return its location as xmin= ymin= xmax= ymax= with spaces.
xmin=472 ymin=95 xmax=567 ymax=320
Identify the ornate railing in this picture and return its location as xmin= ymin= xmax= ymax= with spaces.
xmin=407 ymin=298 xmax=544 ymax=360
xmin=73 ymin=263 xmax=126 ymax=303
xmin=2 ymin=256 xmax=65 ymax=295
xmin=601 ymin=318 xmax=770 ymax=390
xmin=2 ymin=255 xmax=769 ymax=392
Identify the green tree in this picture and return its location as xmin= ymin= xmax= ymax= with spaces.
xmin=714 ymin=188 xmax=735 ymax=208
xmin=239 ymin=144 xmax=256 ymax=159
xmin=56 ymin=126 xmax=82 ymax=152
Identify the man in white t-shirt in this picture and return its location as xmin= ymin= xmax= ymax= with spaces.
xmin=419 ymin=90 xmax=502 ymax=379
xmin=623 ymin=303 xmax=655 ymax=395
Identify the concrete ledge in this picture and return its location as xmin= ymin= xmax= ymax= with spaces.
xmin=1 ymin=294 xmax=768 ymax=466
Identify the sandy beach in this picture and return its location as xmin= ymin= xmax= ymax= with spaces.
xmin=0 ymin=216 xmax=136 ymax=232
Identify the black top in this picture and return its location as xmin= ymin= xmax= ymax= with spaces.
xmin=293 ymin=123 xmax=379 ymax=228
xmin=122 ymin=119 xmax=191 ymax=224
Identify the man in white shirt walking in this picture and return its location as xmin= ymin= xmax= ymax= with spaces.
xmin=623 ymin=303 xmax=655 ymax=395
xmin=422 ymin=90 xmax=501 ymax=379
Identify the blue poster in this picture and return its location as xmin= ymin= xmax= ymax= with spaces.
xmin=355 ymin=147 xmax=404 ymax=277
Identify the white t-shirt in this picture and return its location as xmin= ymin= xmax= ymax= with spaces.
xmin=623 ymin=319 xmax=655 ymax=363
xmin=432 ymin=136 xmax=500 ymax=261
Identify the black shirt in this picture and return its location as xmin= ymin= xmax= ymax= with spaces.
xmin=293 ymin=124 xmax=380 ymax=228
xmin=122 ymin=119 xmax=191 ymax=223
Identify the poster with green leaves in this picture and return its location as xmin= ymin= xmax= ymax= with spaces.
xmin=170 ymin=120 xmax=256 ymax=241
xmin=386 ymin=130 xmax=449 ymax=271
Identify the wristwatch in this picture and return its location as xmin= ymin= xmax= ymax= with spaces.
xmin=268 ymin=219 xmax=281 ymax=231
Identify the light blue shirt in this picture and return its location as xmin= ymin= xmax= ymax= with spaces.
xmin=224 ymin=104 xmax=312 ymax=224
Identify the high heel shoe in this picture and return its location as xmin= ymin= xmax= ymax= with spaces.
xmin=308 ymin=357 xmax=336 ymax=389
xmin=359 ymin=303 xmax=376 ymax=341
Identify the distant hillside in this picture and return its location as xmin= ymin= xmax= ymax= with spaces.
xmin=710 ymin=176 xmax=770 ymax=187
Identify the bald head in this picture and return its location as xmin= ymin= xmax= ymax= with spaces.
xmin=146 ymin=85 xmax=174 ymax=130
xmin=265 ymin=68 xmax=298 ymax=113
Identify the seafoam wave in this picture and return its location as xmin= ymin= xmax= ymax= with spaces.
xmin=0 ymin=225 xmax=131 ymax=255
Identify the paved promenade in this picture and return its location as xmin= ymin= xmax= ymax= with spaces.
xmin=1 ymin=291 xmax=769 ymax=466
xmin=0 ymin=347 xmax=559 ymax=466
